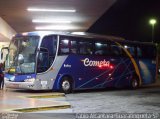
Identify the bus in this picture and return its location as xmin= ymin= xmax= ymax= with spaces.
xmin=3 ymin=31 xmax=158 ymax=93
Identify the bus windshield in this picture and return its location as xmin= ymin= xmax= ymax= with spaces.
xmin=6 ymin=36 xmax=39 ymax=74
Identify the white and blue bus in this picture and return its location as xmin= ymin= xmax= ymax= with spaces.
xmin=3 ymin=31 xmax=158 ymax=93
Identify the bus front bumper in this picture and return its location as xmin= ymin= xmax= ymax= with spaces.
xmin=5 ymin=81 xmax=36 ymax=90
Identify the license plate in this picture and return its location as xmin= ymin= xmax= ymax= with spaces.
xmin=10 ymin=84 xmax=19 ymax=88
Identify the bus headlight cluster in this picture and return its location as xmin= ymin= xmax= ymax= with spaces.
xmin=4 ymin=77 xmax=9 ymax=81
xmin=24 ymin=78 xmax=35 ymax=82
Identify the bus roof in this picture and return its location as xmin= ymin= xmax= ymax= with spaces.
xmin=15 ymin=31 xmax=155 ymax=46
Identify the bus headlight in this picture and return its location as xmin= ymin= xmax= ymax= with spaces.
xmin=4 ymin=77 xmax=9 ymax=81
xmin=24 ymin=78 xmax=35 ymax=82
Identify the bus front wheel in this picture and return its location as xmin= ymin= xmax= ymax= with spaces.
xmin=60 ymin=76 xmax=72 ymax=94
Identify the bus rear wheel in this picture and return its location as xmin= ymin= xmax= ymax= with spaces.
xmin=130 ymin=78 xmax=139 ymax=89
xmin=60 ymin=77 xmax=72 ymax=94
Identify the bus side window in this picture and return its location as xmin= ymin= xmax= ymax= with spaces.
xmin=137 ymin=45 xmax=156 ymax=59
xmin=59 ymin=39 xmax=70 ymax=54
xmin=70 ymin=40 xmax=78 ymax=54
xmin=95 ymin=42 xmax=110 ymax=56
xmin=79 ymin=41 xmax=93 ymax=55
xmin=59 ymin=37 xmax=79 ymax=55
xmin=137 ymin=47 xmax=142 ymax=58
xmin=110 ymin=45 xmax=123 ymax=57
xmin=124 ymin=45 xmax=136 ymax=57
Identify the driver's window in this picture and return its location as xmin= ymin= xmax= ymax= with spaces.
xmin=37 ymin=49 xmax=49 ymax=73
xmin=37 ymin=35 xmax=57 ymax=73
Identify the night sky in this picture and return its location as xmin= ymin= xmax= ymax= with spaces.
xmin=88 ymin=0 xmax=160 ymax=43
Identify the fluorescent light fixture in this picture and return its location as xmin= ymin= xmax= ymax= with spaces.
xmin=22 ymin=32 xmax=28 ymax=36
xmin=27 ymin=8 xmax=76 ymax=12
xmin=71 ymin=32 xmax=86 ymax=35
xmin=96 ymin=43 xmax=102 ymax=46
xmin=35 ymin=25 xmax=74 ymax=30
xmin=32 ymin=19 xmax=72 ymax=23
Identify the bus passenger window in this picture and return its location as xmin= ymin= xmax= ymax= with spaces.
xmin=79 ymin=41 xmax=93 ymax=55
xmin=110 ymin=45 xmax=122 ymax=56
xmin=70 ymin=41 xmax=78 ymax=54
xmin=95 ymin=42 xmax=109 ymax=55
xmin=124 ymin=45 xmax=136 ymax=57
xmin=137 ymin=47 xmax=142 ymax=57
xmin=137 ymin=46 xmax=156 ymax=59
xmin=60 ymin=39 xmax=69 ymax=54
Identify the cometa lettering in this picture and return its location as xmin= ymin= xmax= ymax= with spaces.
xmin=83 ymin=58 xmax=110 ymax=67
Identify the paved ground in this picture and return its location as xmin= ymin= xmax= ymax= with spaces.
xmin=66 ymin=86 xmax=160 ymax=113
xmin=0 ymin=89 xmax=71 ymax=113
xmin=0 ymin=78 xmax=160 ymax=119
xmin=65 ymin=77 xmax=160 ymax=114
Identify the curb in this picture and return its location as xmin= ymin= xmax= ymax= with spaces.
xmin=27 ymin=93 xmax=65 ymax=98
xmin=13 ymin=105 xmax=71 ymax=112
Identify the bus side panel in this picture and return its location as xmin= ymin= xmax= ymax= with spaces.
xmin=53 ymin=55 xmax=85 ymax=90
xmin=136 ymin=59 xmax=156 ymax=85
xmin=53 ymin=55 xmax=136 ymax=91
xmin=109 ymin=58 xmax=135 ymax=88
xmin=36 ymin=56 xmax=68 ymax=90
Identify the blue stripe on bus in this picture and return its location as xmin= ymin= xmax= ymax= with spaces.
xmin=5 ymin=73 xmax=36 ymax=82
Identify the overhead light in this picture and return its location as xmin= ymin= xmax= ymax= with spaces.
xmin=71 ymin=32 xmax=86 ymax=35
xmin=22 ymin=32 xmax=28 ymax=36
xmin=35 ymin=25 xmax=74 ymax=30
xmin=27 ymin=8 xmax=76 ymax=12
xmin=96 ymin=43 xmax=102 ymax=46
xmin=32 ymin=19 xmax=72 ymax=23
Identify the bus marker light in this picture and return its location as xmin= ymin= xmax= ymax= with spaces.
xmin=98 ymin=65 xmax=102 ymax=68
xmin=110 ymin=65 xmax=114 ymax=69
xmin=79 ymin=78 xmax=83 ymax=81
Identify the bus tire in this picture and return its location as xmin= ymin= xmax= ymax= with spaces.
xmin=60 ymin=76 xmax=72 ymax=94
xmin=130 ymin=77 xmax=139 ymax=89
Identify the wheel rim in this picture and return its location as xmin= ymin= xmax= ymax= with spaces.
xmin=62 ymin=80 xmax=70 ymax=91
xmin=132 ymin=79 xmax=138 ymax=88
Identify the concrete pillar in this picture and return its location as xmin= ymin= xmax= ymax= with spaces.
xmin=0 ymin=17 xmax=17 ymax=46
xmin=0 ymin=17 xmax=17 ymax=62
